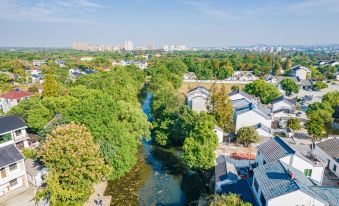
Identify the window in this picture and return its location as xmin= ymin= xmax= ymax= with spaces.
xmin=304 ymin=169 xmax=312 ymax=177
xmin=9 ymin=163 xmax=17 ymax=171
xmin=333 ymin=164 xmax=337 ymax=172
xmin=254 ymin=178 xmax=259 ymax=192
xmin=15 ymin=130 xmax=22 ymax=137
xmin=0 ymin=133 xmax=12 ymax=144
xmin=263 ymin=160 xmax=266 ymax=165
xmin=260 ymin=192 xmax=266 ymax=206
xmin=0 ymin=168 xmax=6 ymax=178
xmin=9 ymin=179 xmax=18 ymax=187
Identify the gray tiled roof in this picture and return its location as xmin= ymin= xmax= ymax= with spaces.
xmin=316 ymin=138 xmax=339 ymax=163
xmin=309 ymin=186 xmax=339 ymax=206
xmin=236 ymin=103 xmax=271 ymax=120
xmin=232 ymin=98 xmax=252 ymax=110
xmin=228 ymin=90 xmax=253 ymax=100
xmin=253 ymin=161 xmax=300 ymax=199
xmin=0 ymin=115 xmax=27 ymax=135
xmin=271 ymin=96 xmax=295 ymax=105
xmin=0 ymin=144 xmax=24 ymax=168
xmin=257 ymin=137 xmax=295 ymax=162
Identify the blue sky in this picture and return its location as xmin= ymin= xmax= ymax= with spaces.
xmin=0 ymin=0 xmax=339 ymax=47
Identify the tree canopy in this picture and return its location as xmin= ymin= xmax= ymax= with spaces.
xmin=280 ymin=78 xmax=299 ymax=96
xmin=244 ymin=79 xmax=281 ymax=104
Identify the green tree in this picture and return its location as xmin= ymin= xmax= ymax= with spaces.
xmin=42 ymin=73 xmax=60 ymax=97
xmin=182 ymin=113 xmax=217 ymax=170
xmin=283 ymin=57 xmax=291 ymax=74
xmin=231 ymin=85 xmax=240 ymax=92
xmin=272 ymin=58 xmax=281 ymax=76
xmin=236 ymin=127 xmax=259 ymax=147
xmin=312 ymin=82 xmax=328 ymax=91
xmin=244 ymin=79 xmax=281 ymax=104
xmin=305 ymin=119 xmax=325 ymax=140
xmin=280 ymin=78 xmax=299 ymax=96
xmin=210 ymin=85 xmax=234 ymax=132
xmin=210 ymin=193 xmax=252 ymax=206
xmin=37 ymin=124 xmax=110 ymax=206
xmin=287 ymin=118 xmax=301 ymax=131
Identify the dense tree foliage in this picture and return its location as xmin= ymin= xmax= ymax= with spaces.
xmin=280 ymin=79 xmax=299 ymax=96
xmin=209 ymin=193 xmax=252 ymax=206
xmin=182 ymin=113 xmax=217 ymax=170
xmin=287 ymin=118 xmax=301 ymax=131
xmin=244 ymin=79 xmax=281 ymax=104
xmin=37 ymin=124 xmax=109 ymax=205
xmin=210 ymin=85 xmax=234 ymax=132
xmin=312 ymin=82 xmax=328 ymax=91
xmin=236 ymin=127 xmax=259 ymax=147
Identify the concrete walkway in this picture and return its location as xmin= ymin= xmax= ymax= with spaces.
xmin=0 ymin=185 xmax=37 ymax=206
xmin=85 ymin=182 xmax=112 ymax=206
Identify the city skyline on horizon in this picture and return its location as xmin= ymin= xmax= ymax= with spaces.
xmin=1 ymin=0 xmax=339 ymax=47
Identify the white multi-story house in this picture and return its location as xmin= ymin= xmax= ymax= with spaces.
xmin=0 ymin=115 xmax=30 ymax=149
xmin=32 ymin=60 xmax=46 ymax=67
xmin=251 ymin=160 xmax=338 ymax=206
xmin=0 ymin=115 xmax=30 ymax=200
xmin=255 ymin=136 xmax=325 ymax=184
xmin=271 ymin=96 xmax=296 ymax=120
xmin=234 ymin=103 xmax=272 ymax=136
xmin=0 ymin=89 xmax=32 ymax=113
xmin=186 ymin=86 xmax=210 ymax=113
xmin=291 ymin=65 xmax=311 ymax=80
xmin=0 ymin=144 xmax=28 ymax=201
xmin=55 ymin=60 xmax=65 ymax=67
xmin=328 ymin=60 xmax=339 ymax=67
xmin=312 ymin=137 xmax=339 ymax=178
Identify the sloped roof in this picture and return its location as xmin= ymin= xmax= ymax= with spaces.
xmin=187 ymin=86 xmax=209 ymax=95
xmin=0 ymin=115 xmax=27 ymax=135
xmin=253 ymin=123 xmax=272 ymax=134
xmin=271 ymin=96 xmax=295 ymax=106
xmin=0 ymin=90 xmax=32 ymax=99
xmin=316 ymin=138 xmax=339 ymax=163
xmin=257 ymin=136 xmax=294 ymax=162
xmin=253 ymin=161 xmax=300 ymax=199
xmin=0 ymin=144 xmax=24 ymax=168
xmin=232 ymin=98 xmax=252 ymax=110
xmin=228 ymin=90 xmax=252 ymax=100
xmin=309 ymin=186 xmax=339 ymax=206
xmin=236 ymin=103 xmax=271 ymax=120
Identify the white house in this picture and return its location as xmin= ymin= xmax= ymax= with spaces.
xmin=55 ymin=60 xmax=65 ymax=67
xmin=0 ymin=143 xmax=28 ymax=200
xmin=186 ymin=86 xmax=210 ymax=112
xmin=312 ymin=137 xmax=339 ymax=178
xmin=24 ymin=159 xmax=47 ymax=188
xmin=291 ymin=65 xmax=311 ymax=80
xmin=32 ymin=60 xmax=46 ymax=67
xmin=213 ymin=126 xmax=225 ymax=144
xmin=234 ymin=103 xmax=272 ymax=135
xmin=0 ymin=89 xmax=32 ymax=113
xmin=0 ymin=115 xmax=30 ymax=149
xmin=251 ymin=160 xmax=338 ymax=206
xmin=328 ymin=60 xmax=339 ymax=67
xmin=271 ymin=96 xmax=296 ymax=120
xmin=183 ymin=72 xmax=197 ymax=80
xmin=256 ymin=137 xmax=325 ymax=184
xmin=80 ymin=57 xmax=94 ymax=62
xmin=228 ymin=90 xmax=253 ymax=101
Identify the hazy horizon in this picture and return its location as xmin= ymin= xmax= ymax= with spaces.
xmin=1 ymin=0 xmax=339 ymax=47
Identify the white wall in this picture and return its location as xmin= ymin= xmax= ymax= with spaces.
xmin=268 ymin=190 xmax=326 ymax=206
xmin=272 ymin=101 xmax=292 ymax=112
xmin=190 ymin=96 xmax=209 ymax=112
xmin=235 ymin=110 xmax=272 ymax=132
xmin=313 ymin=146 xmax=339 ymax=178
xmin=296 ymin=69 xmax=309 ymax=80
xmin=229 ymin=93 xmax=249 ymax=101
xmin=213 ymin=128 xmax=224 ymax=143
xmin=278 ymin=154 xmax=324 ymax=184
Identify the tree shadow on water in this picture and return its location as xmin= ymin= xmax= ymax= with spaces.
xmin=151 ymin=146 xmax=188 ymax=176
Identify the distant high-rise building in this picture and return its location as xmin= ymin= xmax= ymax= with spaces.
xmin=146 ymin=43 xmax=155 ymax=50
xmin=124 ymin=41 xmax=134 ymax=51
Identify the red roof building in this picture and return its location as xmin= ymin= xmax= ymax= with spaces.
xmin=0 ymin=90 xmax=32 ymax=100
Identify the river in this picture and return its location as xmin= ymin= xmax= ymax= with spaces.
xmin=105 ymin=93 xmax=209 ymax=205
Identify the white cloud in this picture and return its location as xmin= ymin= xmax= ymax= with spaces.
xmin=0 ymin=0 xmax=107 ymax=23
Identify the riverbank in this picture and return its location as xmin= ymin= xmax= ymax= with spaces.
xmin=104 ymin=93 xmax=213 ymax=205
